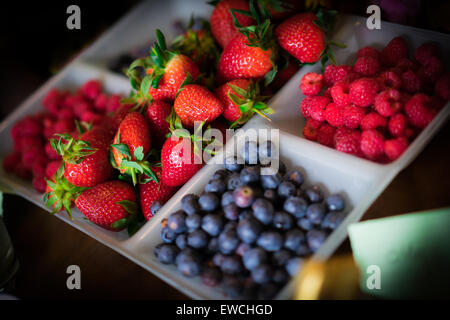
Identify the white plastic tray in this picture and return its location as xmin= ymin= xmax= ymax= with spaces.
xmin=0 ymin=1 xmax=449 ymax=300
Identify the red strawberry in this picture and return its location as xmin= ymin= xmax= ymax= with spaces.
xmin=275 ymin=12 xmax=325 ymax=63
xmin=174 ymin=84 xmax=223 ymax=127
xmin=111 ymin=103 xmax=134 ymax=131
xmin=210 ymin=0 xmax=255 ymax=48
xmin=161 ymin=136 xmax=204 ymax=187
xmin=75 ymin=180 xmax=138 ymax=231
xmin=139 ymin=166 xmax=177 ymax=220
xmin=215 ymin=79 xmax=273 ymax=127
xmin=146 ymin=100 xmax=172 ymax=149
xmin=44 ymin=175 xmax=84 ymax=217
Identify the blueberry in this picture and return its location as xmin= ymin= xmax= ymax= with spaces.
xmin=264 ymin=189 xmax=279 ymax=203
xmin=257 ymin=231 xmax=283 ymax=252
xmin=150 ymin=201 xmax=162 ymax=216
xmin=272 ymin=268 xmax=289 ymax=285
xmin=224 ymin=156 xmax=244 ymax=172
xmin=284 ymin=228 xmax=306 ymax=252
xmin=222 ymin=275 xmax=244 ymax=298
xmin=233 ymin=185 xmax=255 ymax=208
xmin=258 ymin=140 xmax=276 ymax=161
xmin=199 ymin=192 xmax=219 ymax=212
xmin=223 ymin=203 xmax=239 ymax=221
xmin=258 ymin=282 xmax=279 ymax=300
xmin=305 ymin=186 xmax=324 ymax=203
xmin=272 ymin=211 xmax=294 ymax=230
xmin=306 ymin=203 xmax=327 ymax=225
xmin=326 ymin=194 xmax=345 ymax=211
xmin=212 ymin=252 xmax=225 ymax=267
xmin=297 ymin=217 xmax=314 ymax=231
xmin=175 ymin=234 xmax=188 ymax=250
xmin=243 ymin=247 xmax=267 ymax=270
xmin=212 ymin=169 xmax=229 ymax=180
xmin=221 ymin=191 xmax=235 ymax=207
xmin=237 ymin=218 xmax=263 ymax=244
xmin=167 ymin=210 xmax=187 ymax=233
xmin=201 ymin=214 xmax=224 ymax=236
xmin=226 ymin=172 xmax=243 ymax=190
xmin=176 ymin=249 xmax=202 ymax=277
xmin=240 ymin=166 xmax=260 ymax=185
xmin=283 ymin=196 xmax=308 ymax=218
xmin=252 ymin=198 xmax=274 ymax=225
xmin=285 ymin=169 xmax=305 ymax=187
xmin=321 ymin=212 xmax=346 ymax=230
xmin=239 ymin=210 xmax=253 ymax=221
xmin=277 ymin=181 xmax=296 ymax=198
xmin=295 ymin=244 xmax=311 ymax=256
xmin=306 ymin=229 xmax=327 ymax=252
xmin=240 ymin=140 xmax=259 ymax=164
xmin=205 ymin=178 xmax=226 ymax=194
xmin=260 ymin=172 xmax=283 ymax=189
xmin=206 ymin=237 xmax=220 ymax=254
xmin=223 ymin=220 xmax=237 ymax=232
xmin=221 ymin=255 xmax=244 ymax=275
xmin=181 ymin=194 xmax=200 ymax=215
xmin=251 ymin=264 xmax=273 ymax=284
xmin=218 ymin=229 xmax=240 ymax=254
xmin=286 ymin=257 xmax=303 ymax=276
xmin=201 ymin=267 xmax=222 ymax=287
xmin=185 ymin=213 xmax=202 ymax=230
xmin=235 ymin=242 xmax=251 ymax=257
xmin=271 ymin=249 xmax=292 ymax=267
xmin=187 ymin=229 xmax=209 ymax=249
xmin=154 ymin=243 xmax=179 ymax=264
xmin=161 ymin=226 xmax=177 ymax=243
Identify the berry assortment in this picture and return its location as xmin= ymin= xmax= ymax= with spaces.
xmin=300 ymin=37 xmax=449 ymax=163
xmin=154 ymin=141 xmax=347 ymax=299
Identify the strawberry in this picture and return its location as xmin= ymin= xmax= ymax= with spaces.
xmin=275 ymin=12 xmax=326 ymax=63
xmin=127 ymin=30 xmax=200 ymax=102
xmin=174 ymin=84 xmax=223 ymax=127
xmin=111 ymin=112 xmax=153 ymax=184
xmin=161 ymin=135 xmax=204 ymax=187
xmin=214 ymin=79 xmax=273 ymax=127
xmin=210 ymin=0 xmax=255 ymax=48
xmin=139 ymin=166 xmax=177 ymax=220
xmin=270 ymin=56 xmax=299 ymax=90
xmin=51 ymin=126 xmax=114 ymax=188
xmin=44 ymin=174 xmax=85 ymax=218
xmin=146 ymin=100 xmax=172 ymax=149
xmin=75 ymin=180 xmax=138 ymax=231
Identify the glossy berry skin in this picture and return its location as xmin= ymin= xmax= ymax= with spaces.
xmin=154 ymin=243 xmax=179 ymax=264
xmin=306 ymin=229 xmax=327 ymax=252
xmin=326 ymin=194 xmax=345 ymax=212
xmin=283 ymin=196 xmax=308 ymax=218
xmin=252 ymin=198 xmax=274 ymax=225
xmin=275 ymin=13 xmax=325 ymax=63
xmin=224 ymin=156 xmax=244 ymax=172
xmin=251 ymin=264 xmax=273 ymax=284
xmin=284 ymin=229 xmax=306 ymax=252
xmin=305 ymin=186 xmax=323 ymax=203
xmin=175 ymin=234 xmax=188 ymax=250
xmin=233 ymin=185 xmax=255 ymax=208
xmin=297 ymin=218 xmax=314 ymax=231
xmin=139 ymin=166 xmax=177 ymax=220
xmin=75 ymin=181 xmax=137 ymax=231
xmin=199 ymin=192 xmax=220 ymax=212
xmin=240 ymin=166 xmax=260 ymax=185
xmin=221 ymin=191 xmax=235 ymax=207
xmin=272 ymin=211 xmax=294 ymax=230
xmin=210 ymin=0 xmax=254 ymax=48
xmin=243 ymin=247 xmax=267 ymax=271
xmin=146 ymin=54 xmax=200 ymax=101
xmin=260 ymin=172 xmax=283 ymax=190
xmin=285 ymin=170 xmax=304 ymax=187
xmin=237 ymin=218 xmax=263 ymax=244
xmin=150 ymin=201 xmax=162 ymax=216
xmin=186 ymin=214 xmax=202 ymax=230
xmin=167 ymin=210 xmax=187 ymax=233
xmin=321 ymin=212 xmax=346 ymax=230
xmin=161 ymin=136 xmax=203 ymax=187
xmin=146 ymin=100 xmax=172 ymax=148
xmin=221 ymin=255 xmax=244 ymax=275
xmin=215 ymin=79 xmax=251 ymax=122
xmin=217 ymin=33 xmax=274 ymax=83
xmin=286 ymin=257 xmax=303 ymax=276
xmin=223 ymin=203 xmax=240 ymax=221
xmin=175 ymin=249 xmax=202 ymax=277
xmin=256 ymin=231 xmax=283 ymax=252
xmin=218 ymin=229 xmax=240 ymax=254
xmin=161 ymin=226 xmax=177 ymax=243
xmin=205 ymin=178 xmax=226 ymax=194
xmin=174 ymin=84 xmax=223 ymax=127
xmin=181 ymin=194 xmax=200 ymax=215
xmin=187 ymin=229 xmax=209 ymax=249
xmin=306 ymin=203 xmax=327 ymax=225
xmin=202 ymin=214 xmax=225 ymax=237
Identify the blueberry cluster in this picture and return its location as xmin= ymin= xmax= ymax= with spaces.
xmin=154 ymin=141 xmax=347 ymax=299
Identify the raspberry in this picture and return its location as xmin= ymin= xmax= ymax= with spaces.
xmin=81 ymin=111 xmax=103 ymax=125
xmin=106 ymin=94 xmax=122 ymax=113
xmin=435 ymin=73 xmax=450 ymax=100
xmin=422 ymin=56 xmax=444 ymax=82
xmin=341 ymin=72 xmax=361 ymax=84
xmin=302 ymin=119 xmax=320 ymax=141
xmin=58 ymin=108 xmax=75 ymax=121
xmin=324 ymin=65 xmax=353 ymax=86
xmin=360 ymin=129 xmax=385 ymax=160
xmin=395 ymin=58 xmax=419 ymax=73
xmin=414 ymin=42 xmax=440 ymax=65
xmin=381 ymin=37 xmax=408 ymax=67
xmin=325 ymin=103 xmax=344 ymax=127
xmin=354 ymin=56 xmax=380 ymax=77
xmin=300 ymin=72 xmax=324 ymax=96
xmin=94 ymin=93 xmax=109 ymax=111
xmin=384 ymin=137 xmax=409 ymax=161
xmin=32 ymin=175 xmax=47 ymax=193
xmin=388 ymin=113 xmax=407 ymax=137
xmin=401 ymin=70 xmax=422 ymax=94
xmin=53 ymin=119 xmax=75 ymax=134
xmin=14 ymin=164 xmax=32 ymax=180
xmin=404 ymin=94 xmax=437 ymax=128
xmin=81 ymin=80 xmax=102 ymax=100
xmin=31 ymin=156 xmax=48 ymax=177
xmin=374 ymin=89 xmax=403 ymax=117
xmin=377 ymin=71 xmax=402 ymax=90
xmin=335 ymin=130 xmax=361 ymax=156
xmin=13 ymin=116 xmax=42 ymax=138
xmin=322 ymin=87 xmax=332 ymax=99
xmin=46 ymin=160 xmax=62 ymax=178
xmin=330 ymin=82 xmax=351 ymax=107
xmin=307 ymin=96 xmax=329 ymax=122
xmin=342 ymin=105 xmax=366 ymax=129
xmin=61 ymin=94 xmax=85 ymax=109
xmin=357 ymin=46 xmax=380 ymax=60
xmin=360 ymin=112 xmax=387 ymax=131
xmin=429 ymin=95 xmax=446 ymax=111
xmin=349 ymin=78 xmax=379 ymax=107
xmin=73 ymin=102 xmax=93 ymax=119
xmin=323 ymin=65 xmax=336 ymax=86
xmin=42 ymin=89 xmax=61 ymax=115
xmin=317 ymin=124 xmax=336 ymax=147
xmin=334 ymin=127 xmax=354 ymax=144
xmin=2 ymin=152 xmax=21 ymax=172
xmin=18 ymin=136 xmax=43 ymax=152
xmin=21 ymin=146 xmax=41 ymax=170
xmin=45 ymin=141 xmax=60 ymax=160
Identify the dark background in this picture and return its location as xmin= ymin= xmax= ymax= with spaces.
xmin=0 ymin=0 xmax=449 ymax=300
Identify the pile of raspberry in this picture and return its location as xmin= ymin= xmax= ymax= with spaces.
xmin=2 ymin=80 xmax=123 ymax=193
xmin=299 ymin=37 xmax=449 ymax=163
